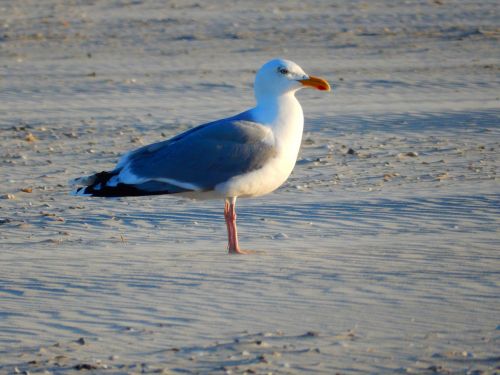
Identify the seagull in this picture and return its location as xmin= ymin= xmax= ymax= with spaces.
xmin=71 ymin=58 xmax=330 ymax=254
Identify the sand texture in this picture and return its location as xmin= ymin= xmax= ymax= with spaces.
xmin=0 ymin=0 xmax=499 ymax=374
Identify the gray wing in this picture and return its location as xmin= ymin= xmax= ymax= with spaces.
xmin=116 ymin=116 xmax=276 ymax=191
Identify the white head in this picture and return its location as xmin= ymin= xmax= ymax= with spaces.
xmin=254 ymin=58 xmax=330 ymax=104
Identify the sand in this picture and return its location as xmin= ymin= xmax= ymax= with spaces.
xmin=0 ymin=0 xmax=499 ymax=374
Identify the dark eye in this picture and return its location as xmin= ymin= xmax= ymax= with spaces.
xmin=278 ymin=67 xmax=289 ymax=75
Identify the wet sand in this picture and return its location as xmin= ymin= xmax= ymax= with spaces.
xmin=0 ymin=1 xmax=499 ymax=374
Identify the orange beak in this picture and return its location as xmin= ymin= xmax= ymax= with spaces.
xmin=299 ymin=75 xmax=331 ymax=91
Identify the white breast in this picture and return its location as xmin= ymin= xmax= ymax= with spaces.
xmin=216 ymin=93 xmax=304 ymax=198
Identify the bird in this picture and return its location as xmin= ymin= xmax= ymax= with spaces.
xmin=71 ymin=58 xmax=330 ymax=254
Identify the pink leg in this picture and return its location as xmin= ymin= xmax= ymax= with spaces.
xmin=224 ymin=197 xmax=250 ymax=254
xmin=224 ymin=200 xmax=235 ymax=250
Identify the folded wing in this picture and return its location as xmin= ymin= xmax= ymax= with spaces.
xmin=73 ymin=116 xmax=277 ymax=197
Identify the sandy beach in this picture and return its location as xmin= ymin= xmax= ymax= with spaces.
xmin=0 ymin=0 xmax=499 ymax=373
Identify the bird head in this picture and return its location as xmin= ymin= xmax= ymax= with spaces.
xmin=254 ymin=59 xmax=330 ymax=102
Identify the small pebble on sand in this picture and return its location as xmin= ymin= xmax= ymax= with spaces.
xmin=347 ymin=148 xmax=357 ymax=155
xmin=272 ymin=232 xmax=288 ymax=240
xmin=25 ymin=133 xmax=37 ymax=142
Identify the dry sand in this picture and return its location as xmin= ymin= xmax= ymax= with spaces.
xmin=0 ymin=1 xmax=499 ymax=374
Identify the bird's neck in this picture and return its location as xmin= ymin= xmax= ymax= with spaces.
xmin=251 ymin=92 xmax=304 ymax=172
xmin=251 ymin=91 xmax=304 ymax=155
xmin=251 ymin=92 xmax=304 ymax=176
xmin=253 ymin=92 xmax=302 ymax=124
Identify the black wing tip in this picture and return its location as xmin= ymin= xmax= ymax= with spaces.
xmin=74 ymin=182 xmax=174 ymax=197
xmin=90 ymin=184 xmax=170 ymax=197
xmin=72 ymin=170 xmax=186 ymax=197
